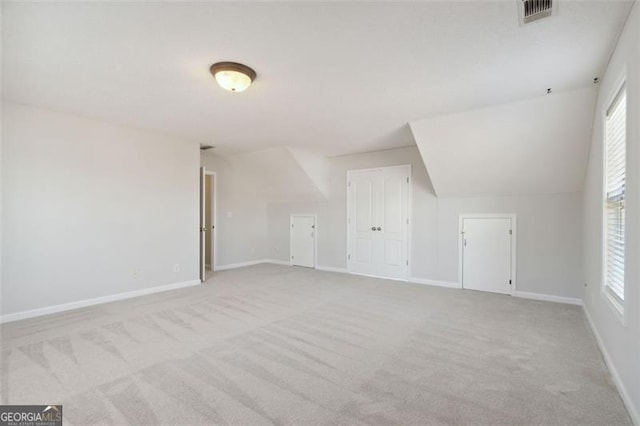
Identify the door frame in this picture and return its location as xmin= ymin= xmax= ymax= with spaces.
xmin=458 ymin=213 xmax=517 ymax=295
xmin=346 ymin=164 xmax=412 ymax=280
xmin=200 ymin=168 xmax=218 ymax=282
xmin=200 ymin=167 xmax=205 ymax=282
xmin=290 ymin=214 xmax=317 ymax=268
xmin=205 ymin=171 xmax=218 ymax=272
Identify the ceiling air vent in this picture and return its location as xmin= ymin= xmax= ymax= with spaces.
xmin=519 ymin=0 xmax=554 ymax=24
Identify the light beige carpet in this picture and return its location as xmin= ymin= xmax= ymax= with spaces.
xmin=0 ymin=264 xmax=632 ymax=425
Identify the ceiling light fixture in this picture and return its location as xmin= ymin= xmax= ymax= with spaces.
xmin=210 ymin=62 xmax=257 ymax=93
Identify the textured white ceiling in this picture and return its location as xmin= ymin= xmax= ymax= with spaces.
xmin=2 ymin=1 xmax=633 ymax=156
xmin=410 ymin=87 xmax=596 ymax=196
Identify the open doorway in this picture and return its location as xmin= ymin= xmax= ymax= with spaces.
xmin=205 ymin=173 xmax=215 ymax=273
xmin=199 ymin=168 xmax=216 ymax=282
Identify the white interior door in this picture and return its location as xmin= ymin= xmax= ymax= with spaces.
xmin=378 ymin=166 xmax=409 ymax=279
xmin=199 ymin=167 xmax=206 ymax=282
xmin=462 ymin=217 xmax=512 ymax=294
xmin=291 ymin=215 xmax=315 ymax=268
xmin=349 ymin=172 xmax=378 ymax=275
xmin=348 ymin=165 xmax=409 ymax=280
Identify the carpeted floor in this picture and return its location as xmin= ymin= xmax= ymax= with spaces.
xmin=0 ymin=264 xmax=632 ymax=425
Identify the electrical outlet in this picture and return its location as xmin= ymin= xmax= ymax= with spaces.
xmin=173 ymin=263 xmax=180 ymax=273
xmin=250 ymin=247 xmax=256 ymax=255
xmin=274 ymin=247 xmax=279 ymax=252
xmin=132 ymin=268 xmax=140 ymax=280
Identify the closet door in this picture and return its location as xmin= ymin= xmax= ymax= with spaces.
xmin=348 ymin=171 xmax=379 ymax=276
xmin=378 ymin=167 xmax=409 ymax=279
xmin=347 ymin=166 xmax=410 ymax=280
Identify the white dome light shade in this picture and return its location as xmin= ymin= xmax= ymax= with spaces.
xmin=210 ymin=62 xmax=257 ymax=93
xmin=214 ymin=70 xmax=252 ymax=92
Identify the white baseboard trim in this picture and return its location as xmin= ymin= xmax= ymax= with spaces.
xmin=584 ymin=306 xmax=639 ymax=425
xmin=0 ymin=279 xmax=201 ymax=324
xmin=215 ymin=260 xmax=265 ymax=271
xmin=263 ymin=259 xmax=292 ymax=266
xmin=316 ymin=265 xmax=349 ymax=273
xmin=409 ymin=277 xmax=460 ymax=289
xmin=514 ymin=291 xmax=582 ymax=306
xmin=217 ymin=259 xmax=347 ymax=271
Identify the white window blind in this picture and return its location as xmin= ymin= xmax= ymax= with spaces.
xmin=604 ymin=85 xmax=626 ymax=303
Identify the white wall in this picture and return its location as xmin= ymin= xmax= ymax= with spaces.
xmin=436 ymin=194 xmax=582 ymax=296
xmin=265 ymin=147 xmax=437 ymax=272
xmin=265 ymin=146 xmax=583 ymax=299
xmin=1 ymin=102 xmax=200 ymax=316
xmin=199 ymin=152 xmax=267 ymax=267
xmin=582 ymin=3 xmax=639 ymax=423
xmin=287 ymin=147 xmax=331 ymax=199
xmin=410 ymin=88 xmax=595 ymax=197
xmin=267 ymin=195 xmax=327 ymax=263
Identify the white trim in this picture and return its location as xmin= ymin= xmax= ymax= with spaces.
xmin=199 ymin=166 xmax=206 ymax=281
xmin=601 ymin=287 xmax=627 ymax=326
xmin=264 ymin=259 xmax=292 ymax=266
xmin=215 ymin=259 xmax=264 ymax=271
xmin=216 ymin=261 xmax=586 ymax=312
xmin=584 ymin=306 xmax=639 ymax=425
xmin=0 ymin=279 xmax=201 ymax=324
xmin=409 ymin=277 xmax=460 ymax=289
xmin=290 ymin=214 xmax=318 ymax=268
xmin=315 ymin=267 xmax=460 ymax=290
xmin=350 ymin=271 xmax=408 ymax=282
xmin=343 ymin=166 xmax=400 ymax=174
xmin=316 ymin=265 xmax=349 ymax=273
xmin=407 ymin=170 xmax=413 ymax=279
xmin=600 ymin=71 xmax=628 ymax=325
xmin=602 ymin=67 xmax=627 ymax=117
xmin=514 ymin=291 xmax=582 ymax=306
xmin=458 ymin=213 xmax=517 ymax=296
xmin=205 ymin=170 xmax=218 ymax=272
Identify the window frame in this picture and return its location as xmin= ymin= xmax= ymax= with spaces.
xmin=601 ymin=72 xmax=627 ymax=325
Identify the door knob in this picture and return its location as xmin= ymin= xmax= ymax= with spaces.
xmin=371 ymin=226 xmax=376 ymax=231
xmin=376 ymin=227 xmax=382 ymax=231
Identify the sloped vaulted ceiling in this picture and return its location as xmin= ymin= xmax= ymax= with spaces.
xmin=2 ymin=1 xmax=633 ymax=157
xmin=224 ymin=147 xmax=329 ymax=202
xmin=409 ymin=87 xmax=596 ymax=197
xmin=2 ymin=1 xmax=633 ymax=200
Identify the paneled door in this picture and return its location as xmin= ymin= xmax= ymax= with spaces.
xmin=347 ymin=165 xmax=410 ymax=280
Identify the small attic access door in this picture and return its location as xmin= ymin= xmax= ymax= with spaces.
xmin=460 ymin=215 xmax=516 ymax=295
xmin=290 ymin=214 xmax=316 ymax=268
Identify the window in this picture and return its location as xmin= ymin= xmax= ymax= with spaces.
xmin=604 ymin=84 xmax=626 ymax=305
